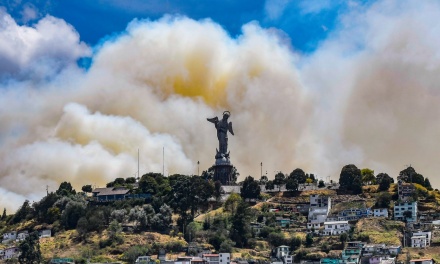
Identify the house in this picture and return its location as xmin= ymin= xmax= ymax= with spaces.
xmin=386 ymin=246 xmax=401 ymax=256
xmin=320 ymin=258 xmax=339 ymax=264
xmin=203 ymin=254 xmax=219 ymax=264
xmin=135 ymin=256 xmax=151 ymax=264
xmin=219 ymin=253 xmax=230 ymax=264
xmin=338 ymin=208 xmax=372 ymax=221
xmin=347 ymin=241 xmax=365 ymax=249
xmin=275 ymin=245 xmax=290 ymax=259
xmin=373 ymin=208 xmax=388 ymax=218
xmin=307 ymin=195 xmax=331 ymax=231
xmin=3 ymin=247 xmax=19 ymax=260
xmin=39 ymin=229 xmax=52 ymax=238
xmin=411 ymin=236 xmax=428 ymax=248
xmin=412 ymin=231 xmax=431 ymax=247
xmin=323 ymin=221 xmax=350 ymax=236
xmin=2 ymin=231 xmax=17 ymax=242
xmin=92 ymin=187 xmax=130 ymax=202
xmin=369 ymin=256 xmax=395 ymax=264
xmin=341 ymin=247 xmax=361 ymax=264
xmin=283 ymin=255 xmax=293 ymax=264
xmin=276 ymin=217 xmax=291 ymax=228
xmin=16 ymin=231 xmax=29 ymax=241
xmin=397 ymin=181 xmax=415 ymax=201
xmin=394 ymin=201 xmax=417 ymax=222
xmin=410 ymin=259 xmax=434 ymax=264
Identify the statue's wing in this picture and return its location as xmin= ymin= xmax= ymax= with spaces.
xmin=207 ymin=117 xmax=219 ymax=123
xmin=228 ymin=122 xmax=234 ymax=135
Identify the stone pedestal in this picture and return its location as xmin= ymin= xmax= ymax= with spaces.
xmin=213 ymin=157 xmax=233 ymax=185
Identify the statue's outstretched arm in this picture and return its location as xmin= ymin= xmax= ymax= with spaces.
xmin=207 ymin=117 xmax=219 ymax=124
xmin=228 ymin=122 xmax=234 ymax=135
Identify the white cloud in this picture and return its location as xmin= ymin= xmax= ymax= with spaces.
xmin=0 ymin=9 xmax=90 ymax=81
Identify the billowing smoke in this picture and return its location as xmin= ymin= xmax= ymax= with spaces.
xmin=1 ymin=0 xmax=440 ymax=211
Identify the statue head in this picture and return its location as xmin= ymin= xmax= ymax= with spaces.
xmin=223 ymin=111 xmax=230 ymax=119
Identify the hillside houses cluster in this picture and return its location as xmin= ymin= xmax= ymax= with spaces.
xmin=0 ymin=229 xmax=51 ymax=260
xmin=322 ymin=241 xmax=401 ymax=264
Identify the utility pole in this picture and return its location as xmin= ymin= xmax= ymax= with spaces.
xmin=260 ymin=162 xmax=263 ymax=179
xmin=163 ymin=146 xmax=165 ymax=177
xmin=46 ymin=185 xmax=49 ymax=195
xmin=197 ymin=161 xmax=200 ymax=176
xmin=138 ymin=148 xmax=140 ymax=181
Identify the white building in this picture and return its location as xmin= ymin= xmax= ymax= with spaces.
xmin=16 ymin=231 xmax=29 ymax=241
xmin=394 ymin=202 xmax=417 ymax=222
xmin=373 ymin=208 xmax=388 ymax=218
xmin=283 ymin=255 xmax=293 ymax=264
xmin=411 ymin=236 xmax=428 ymax=248
xmin=2 ymin=231 xmax=17 ymax=242
xmin=275 ymin=245 xmax=290 ymax=259
xmin=323 ymin=221 xmax=350 ymax=236
xmin=410 ymin=259 xmax=434 ymax=264
xmin=203 ymin=254 xmax=219 ymax=264
xmin=412 ymin=231 xmax=431 ymax=247
xmin=135 ymin=256 xmax=151 ymax=263
xmin=39 ymin=229 xmax=52 ymax=238
xmin=307 ymin=195 xmax=331 ymax=231
xmin=3 ymin=247 xmax=19 ymax=260
xmin=219 ymin=253 xmax=230 ymax=264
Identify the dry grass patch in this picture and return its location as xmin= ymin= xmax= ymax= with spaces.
xmin=354 ymin=218 xmax=404 ymax=245
xmin=194 ymin=207 xmax=225 ymax=222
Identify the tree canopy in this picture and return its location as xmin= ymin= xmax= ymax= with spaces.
xmin=339 ymin=164 xmax=363 ymax=194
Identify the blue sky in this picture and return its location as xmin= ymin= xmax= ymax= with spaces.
xmin=3 ymin=0 xmax=371 ymax=53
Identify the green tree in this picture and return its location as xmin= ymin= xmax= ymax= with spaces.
xmin=76 ymin=217 xmax=89 ymax=240
xmin=398 ymin=166 xmax=417 ymax=182
xmin=56 ymin=182 xmax=76 ymax=196
xmin=268 ymin=232 xmax=285 ymax=247
xmin=2 ymin=208 xmax=6 ymax=220
xmin=126 ymin=177 xmax=137 ymax=184
xmin=108 ymin=220 xmax=123 ymax=244
xmin=424 ymin=178 xmax=433 ymax=190
xmin=305 ymin=233 xmax=313 ymax=247
xmin=285 ymin=178 xmax=299 ymax=192
xmin=241 ymin=176 xmax=261 ymax=200
xmin=274 ymin=172 xmax=286 ymax=191
xmin=289 ymin=168 xmax=307 ymax=184
xmin=122 ymin=245 xmax=150 ymax=263
xmin=375 ymin=192 xmax=391 ymax=208
xmin=224 ymin=193 xmax=242 ymax=213
xmin=81 ymin=185 xmax=93 ymax=193
xmin=219 ymin=239 xmax=235 ymax=253
xmin=376 ymin=172 xmax=394 ymax=192
xmin=340 ymin=233 xmax=348 ymax=247
xmin=18 ymin=231 xmax=41 ymax=264
xmin=339 ymin=164 xmax=363 ymax=194
xmin=61 ymin=199 xmax=87 ymax=229
xmin=290 ymin=236 xmax=302 ymax=251
xmin=213 ymin=181 xmax=224 ymax=203
xmin=361 ymin=168 xmax=376 ymax=185
xmin=185 ymin=221 xmax=202 ymax=242
xmin=318 ymin=180 xmax=325 ymax=188
xmin=230 ymin=201 xmax=252 ymax=248
xmin=12 ymin=200 xmax=34 ymax=224
xmin=32 ymin=192 xmax=60 ymax=224
xmin=265 ymin=180 xmax=275 ymax=191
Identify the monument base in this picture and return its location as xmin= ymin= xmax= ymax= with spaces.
xmin=213 ymin=158 xmax=233 ymax=185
